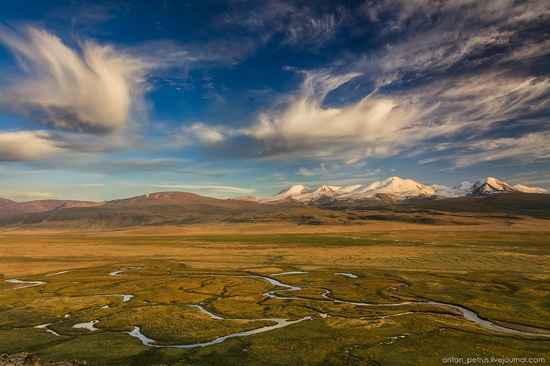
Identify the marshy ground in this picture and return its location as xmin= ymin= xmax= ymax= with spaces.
xmin=0 ymin=222 xmax=549 ymax=365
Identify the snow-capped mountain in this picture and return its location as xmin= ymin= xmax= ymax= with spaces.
xmin=351 ymin=177 xmax=436 ymax=198
xmin=259 ymin=184 xmax=310 ymax=203
xmin=313 ymin=185 xmax=342 ymax=194
xmin=512 ymin=184 xmax=549 ymax=194
xmin=470 ymin=177 xmax=518 ymax=195
xmin=263 ymin=184 xmax=343 ymax=203
xmin=265 ymin=176 xmax=548 ymax=203
xmin=434 ymin=177 xmax=549 ymax=197
xmin=275 ymin=184 xmax=312 ymax=196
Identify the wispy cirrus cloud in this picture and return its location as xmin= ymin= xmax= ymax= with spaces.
xmin=217 ymin=0 xmax=350 ymax=50
xmin=296 ymin=164 xmax=328 ymax=177
xmin=0 ymin=25 xmax=154 ymax=134
xmin=355 ymin=0 xmax=550 ymax=85
xmin=71 ymin=183 xmax=105 ymax=188
xmin=508 ymin=171 xmax=550 ymax=187
xmin=453 ymin=132 xmax=550 ymax=168
xmin=177 ymin=170 xmax=226 ymax=178
xmin=183 ymin=122 xmax=229 ymax=145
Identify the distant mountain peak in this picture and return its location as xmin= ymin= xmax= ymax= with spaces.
xmin=275 ymin=184 xmax=312 ymax=196
xmin=471 ymin=177 xmax=517 ymax=195
xmin=367 ymin=177 xmax=436 ymax=196
xmin=385 ymin=176 xmax=404 ymax=182
xmin=313 ymin=185 xmax=341 ymax=194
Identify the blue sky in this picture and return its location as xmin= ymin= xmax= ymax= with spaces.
xmin=0 ymin=0 xmax=549 ymax=201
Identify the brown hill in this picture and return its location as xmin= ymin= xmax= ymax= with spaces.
xmin=0 ymin=191 xmax=344 ymax=229
xmin=0 ymin=197 xmax=17 ymax=209
xmin=103 ymin=191 xmax=220 ymax=207
xmin=0 ymin=199 xmax=102 ymax=214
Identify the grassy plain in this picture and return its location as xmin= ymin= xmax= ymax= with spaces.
xmin=0 ymin=221 xmax=549 ymax=365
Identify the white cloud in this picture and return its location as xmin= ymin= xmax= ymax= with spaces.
xmin=19 ymin=191 xmax=55 ymax=199
xmin=297 ymin=164 xmax=328 ymax=177
xmin=0 ymin=127 xmax=144 ymax=162
xmin=453 ymin=132 xmax=550 ymax=168
xmin=244 ymin=70 xmax=413 ymax=159
xmin=0 ymin=26 xmax=152 ymax=133
xmin=147 ymin=184 xmax=254 ymax=194
xmin=257 ymin=172 xmax=287 ymax=181
xmin=0 ymin=130 xmax=66 ymax=161
xmin=247 ymin=70 xmax=550 ymax=158
xmin=73 ymin=184 xmax=105 ymax=188
xmin=184 ymin=123 xmax=228 ymax=145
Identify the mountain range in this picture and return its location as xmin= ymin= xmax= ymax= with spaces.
xmin=0 ymin=176 xmax=548 ymax=229
xmin=260 ymin=177 xmax=548 ymax=203
xmin=0 ymin=177 xmax=547 ymax=214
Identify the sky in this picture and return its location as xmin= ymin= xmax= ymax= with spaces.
xmin=0 ymin=0 xmax=549 ymax=201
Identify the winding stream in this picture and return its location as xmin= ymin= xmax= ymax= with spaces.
xmin=127 ymin=272 xmax=550 ymax=348
xmin=129 ymin=316 xmax=314 ymax=349
xmin=13 ymin=268 xmax=550 ymax=346
xmin=4 ymin=279 xmax=47 ymax=290
xmin=95 ymin=294 xmax=134 ymax=302
xmin=270 ymin=271 xmax=308 ymax=276
xmin=109 ymin=266 xmax=143 ymax=276
xmin=334 ymin=272 xmax=358 ymax=278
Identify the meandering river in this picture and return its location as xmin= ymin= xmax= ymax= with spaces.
xmin=7 ymin=268 xmax=550 ymax=348
xmin=126 ymin=271 xmax=550 ymax=348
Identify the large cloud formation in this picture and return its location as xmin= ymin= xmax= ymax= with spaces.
xmin=186 ymin=0 xmax=550 ymax=168
xmin=0 ymin=26 xmax=152 ymax=133
xmin=188 ymin=70 xmax=550 ymax=163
